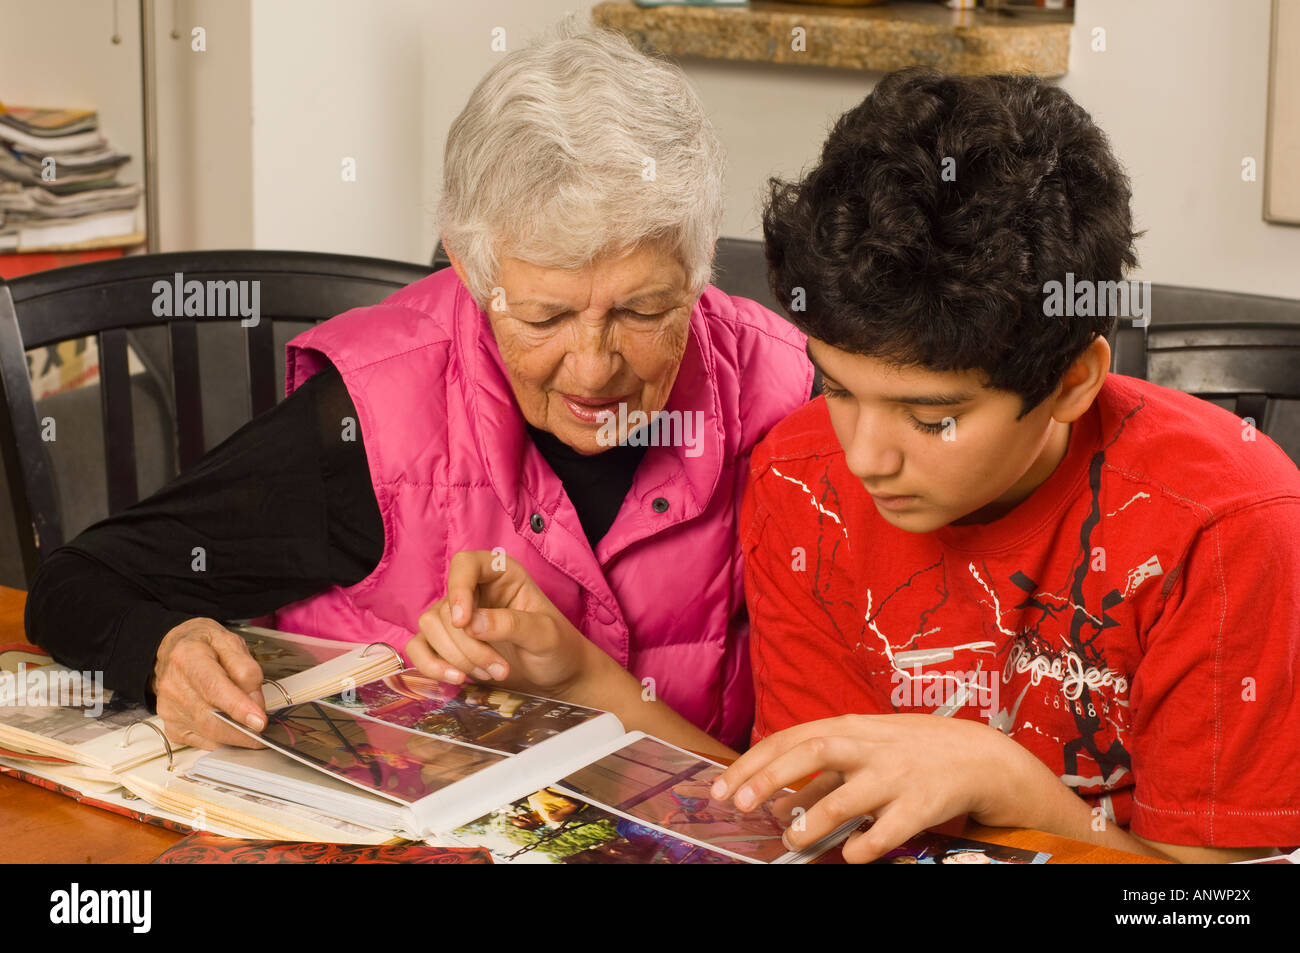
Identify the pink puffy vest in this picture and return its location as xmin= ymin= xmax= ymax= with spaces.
xmin=270 ymin=266 xmax=811 ymax=747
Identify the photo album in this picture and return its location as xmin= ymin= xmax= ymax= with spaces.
xmin=0 ymin=625 xmax=1046 ymax=864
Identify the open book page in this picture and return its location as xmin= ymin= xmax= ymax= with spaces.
xmin=441 ymin=734 xmax=858 ymax=865
xmin=120 ymin=748 xmax=397 ymax=845
xmin=442 ymin=787 xmax=746 ymax=864
xmin=0 ymin=666 xmax=157 ymax=773
xmin=227 ymin=625 xmax=403 ymax=708
xmin=204 ymin=673 xmax=627 ymax=837
xmin=212 ymin=700 xmax=508 ymax=807
xmin=0 ymin=626 xmax=395 ymax=775
xmin=318 ymin=671 xmax=610 ymax=754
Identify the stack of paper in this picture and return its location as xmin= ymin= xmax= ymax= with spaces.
xmin=0 ymin=103 xmax=143 ymax=252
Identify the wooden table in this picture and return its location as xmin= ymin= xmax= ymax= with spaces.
xmin=0 ymin=585 xmax=1160 ymax=863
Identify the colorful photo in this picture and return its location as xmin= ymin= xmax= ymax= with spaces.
xmin=451 ymin=788 xmax=742 ymax=864
xmin=236 ymin=630 xmax=347 ymax=683
xmin=559 ymin=737 xmax=792 ymax=863
xmin=324 ymin=670 xmax=601 ymax=754
xmin=260 ymin=701 xmax=504 ymax=803
xmin=874 ymin=830 xmax=1050 ymax=864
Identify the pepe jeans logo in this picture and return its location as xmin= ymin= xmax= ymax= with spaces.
xmin=151 ymin=272 xmax=261 ymax=327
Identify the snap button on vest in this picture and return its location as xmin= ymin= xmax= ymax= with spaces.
xmin=652 ymin=497 xmax=669 ymax=513
xmin=530 ymin=512 xmax=545 ymax=532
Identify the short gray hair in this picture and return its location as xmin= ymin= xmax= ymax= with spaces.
xmin=435 ymin=16 xmax=725 ymax=309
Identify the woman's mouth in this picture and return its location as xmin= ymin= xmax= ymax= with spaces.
xmin=561 ymin=393 xmax=634 ymax=425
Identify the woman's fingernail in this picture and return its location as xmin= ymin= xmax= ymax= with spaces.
xmin=444 ymin=668 xmax=464 ymax=682
xmin=489 ymin=664 xmax=507 ymax=680
xmin=472 ymin=667 xmax=491 ymax=681
xmin=471 ymin=612 xmax=488 ymax=633
xmin=245 ymin=713 xmax=266 ymax=731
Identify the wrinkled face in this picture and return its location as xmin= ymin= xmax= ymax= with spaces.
xmin=485 ymin=243 xmax=695 ymax=455
xmin=808 ymin=338 xmax=1069 ymax=533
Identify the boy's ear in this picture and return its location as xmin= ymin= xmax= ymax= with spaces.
xmin=1052 ymin=335 xmax=1110 ymax=424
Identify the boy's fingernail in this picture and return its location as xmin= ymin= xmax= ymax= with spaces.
xmin=472 ymin=667 xmax=491 ymax=681
xmin=471 ymin=612 xmax=488 ymax=633
xmin=444 ymin=668 xmax=464 ymax=682
xmin=710 ymin=779 xmax=727 ymax=799
xmin=735 ymin=786 xmax=754 ymax=811
xmin=489 ymin=664 xmax=507 ymax=680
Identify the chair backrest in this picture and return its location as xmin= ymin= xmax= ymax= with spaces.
xmin=1135 ymin=284 xmax=1300 ymax=462
xmin=0 ymin=249 xmax=436 ymax=584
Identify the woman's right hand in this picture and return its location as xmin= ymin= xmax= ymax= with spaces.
xmin=151 ymin=618 xmax=267 ymax=750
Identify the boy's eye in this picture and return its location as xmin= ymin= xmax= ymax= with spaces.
xmin=909 ymin=415 xmax=951 ymax=435
xmin=820 ymin=379 xmax=852 ymax=400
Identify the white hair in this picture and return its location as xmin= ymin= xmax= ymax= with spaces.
xmin=435 ymin=15 xmax=725 ymax=309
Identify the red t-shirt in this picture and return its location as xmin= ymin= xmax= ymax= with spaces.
xmin=740 ymin=374 xmax=1300 ymax=847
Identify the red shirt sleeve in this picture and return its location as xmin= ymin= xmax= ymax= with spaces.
xmin=740 ymin=459 xmax=889 ymax=746
xmin=1128 ymin=497 xmax=1300 ymax=847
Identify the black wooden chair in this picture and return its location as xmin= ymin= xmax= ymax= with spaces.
xmin=0 ymin=250 xmax=439 ymax=586
xmin=1128 ymin=285 xmax=1300 ymax=463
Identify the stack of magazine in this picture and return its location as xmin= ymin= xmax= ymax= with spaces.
xmin=0 ymin=103 xmax=143 ymax=252
xmin=0 ymin=626 xmax=860 ymax=864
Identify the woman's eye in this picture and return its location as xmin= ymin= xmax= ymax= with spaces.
xmin=618 ymin=308 xmax=666 ymax=320
xmin=909 ymin=415 xmax=951 ymax=435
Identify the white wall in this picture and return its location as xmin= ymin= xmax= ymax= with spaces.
xmin=1060 ymin=0 xmax=1300 ymax=297
xmin=2 ymin=0 xmax=1297 ymax=297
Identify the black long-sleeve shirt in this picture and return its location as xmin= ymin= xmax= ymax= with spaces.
xmin=23 ymin=364 xmax=647 ymax=708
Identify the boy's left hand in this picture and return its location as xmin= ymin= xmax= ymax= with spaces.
xmin=710 ymin=713 xmax=1038 ymax=863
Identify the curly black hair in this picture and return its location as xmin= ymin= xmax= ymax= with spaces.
xmin=763 ymin=67 xmax=1140 ymax=414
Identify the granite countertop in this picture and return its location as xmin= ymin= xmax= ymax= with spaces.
xmin=592 ymin=1 xmax=1071 ymax=76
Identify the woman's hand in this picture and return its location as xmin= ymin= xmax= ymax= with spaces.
xmin=152 ymin=618 xmax=267 ymax=750
xmin=409 ymin=550 xmax=604 ymax=699
xmin=709 ymin=713 xmax=1039 ymax=863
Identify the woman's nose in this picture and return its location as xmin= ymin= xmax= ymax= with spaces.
xmin=566 ymin=318 xmax=618 ymax=386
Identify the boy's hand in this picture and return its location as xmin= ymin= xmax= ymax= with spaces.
xmin=710 ymin=713 xmax=1037 ymax=863
xmin=409 ymin=550 xmax=602 ymax=699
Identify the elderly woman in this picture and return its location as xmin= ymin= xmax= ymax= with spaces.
xmin=24 ymin=24 xmax=811 ymax=759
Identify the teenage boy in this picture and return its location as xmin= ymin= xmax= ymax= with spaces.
xmin=712 ymin=68 xmax=1300 ymax=863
